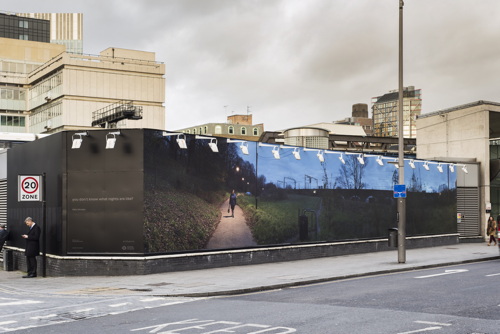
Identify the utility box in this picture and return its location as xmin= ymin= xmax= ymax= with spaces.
xmin=388 ymin=228 xmax=398 ymax=247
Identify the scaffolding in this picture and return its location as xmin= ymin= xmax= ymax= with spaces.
xmin=91 ymin=100 xmax=143 ymax=128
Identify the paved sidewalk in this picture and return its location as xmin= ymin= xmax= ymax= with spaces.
xmin=0 ymin=243 xmax=498 ymax=297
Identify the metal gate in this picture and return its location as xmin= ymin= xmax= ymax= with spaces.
xmin=457 ymin=187 xmax=480 ymax=236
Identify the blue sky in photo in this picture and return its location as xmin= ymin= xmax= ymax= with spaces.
xmin=232 ymin=143 xmax=457 ymax=193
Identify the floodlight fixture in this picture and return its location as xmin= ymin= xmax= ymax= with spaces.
xmin=272 ymin=146 xmax=280 ymax=159
xmin=195 ymin=135 xmax=218 ymax=152
xmin=209 ymin=138 xmax=218 ymax=153
xmin=293 ymin=147 xmax=301 ymax=160
xmin=227 ymin=139 xmax=250 ymax=155
xmin=240 ymin=142 xmax=249 ymax=155
xmin=71 ymin=131 xmax=88 ymax=149
xmin=376 ymin=155 xmax=384 ymax=166
xmin=357 ymin=154 xmax=365 ymax=165
xmin=461 ymin=165 xmax=468 ymax=174
xmin=449 ymin=164 xmax=455 ymax=172
xmin=105 ymin=131 xmax=121 ymax=149
xmin=339 ymin=154 xmax=345 ymax=164
xmin=423 ymin=161 xmax=430 ymax=171
xmin=437 ymin=163 xmax=443 ymax=173
xmin=176 ymin=135 xmax=187 ymax=149
xmin=394 ymin=159 xmax=399 ymax=169
xmin=162 ymin=132 xmax=188 ymax=149
xmin=258 ymin=143 xmax=280 ymax=159
xmin=409 ymin=159 xmax=416 ymax=169
xmin=317 ymin=150 xmax=324 ymax=163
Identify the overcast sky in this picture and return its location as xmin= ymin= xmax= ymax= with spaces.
xmin=4 ymin=0 xmax=500 ymax=131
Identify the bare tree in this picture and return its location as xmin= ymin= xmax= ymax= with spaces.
xmin=335 ymin=155 xmax=368 ymax=189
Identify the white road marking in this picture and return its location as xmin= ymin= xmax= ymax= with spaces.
xmin=159 ymin=300 xmax=198 ymax=307
xmin=415 ymin=269 xmax=468 ymax=279
xmin=73 ymin=308 xmax=94 ymax=313
xmin=0 ymin=321 xmax=16 ymax=326
xmin=414 ymin=321 xmax=451 ymax=326
xmin=0 ymin=300 xmax=42 ymax=306
xmin=485 ymin=273 xmax=500 ymax=277
xmin=140 ymin=297 xmax=164 ymax=302
xmin=398 ymin=326 xmax=442 ymax=334
xmin=109 ymin=302 xmax=131 ymax=308
xmin=30 ymin=314 xmax=57 ymax=320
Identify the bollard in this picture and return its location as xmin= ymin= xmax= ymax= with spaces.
xmin=3 ymin=249 xmax=13 ymax=271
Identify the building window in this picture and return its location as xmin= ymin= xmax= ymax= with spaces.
xmin=1 ymin=115 xmax=26 ymax=127
xmin=204 ymin=126 xmax=208 ymax=134
xmin=228 ymin=126 xmax=234 ymax=134
xmin=253 ymin=128 xmax=259 ymax=136
xmin=193 ymin=128 xmax=196 ymax=134
xmin=241 ymin=127 xmax=247 ymax=135
xmin=19 ymin=21 xmax=28 ymax=29
xmin=19 ymin=34 xmax=28 ymax=40
xmin=185 ymin=129 xmax=190 ymax=134
xmin=215 ymin=125 xmax=222 ymax=134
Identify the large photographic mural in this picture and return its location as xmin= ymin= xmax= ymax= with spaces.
xmin=143 ymin=130 xmax=457 ymax=254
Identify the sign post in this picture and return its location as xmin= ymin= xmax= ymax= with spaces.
xmin=18 ymin=174 xmax=46 ymax=277
xmin=18 ymin=175 xmax=42 ymax=202
xmin=393 ymin=184 xmax=407 ymax=198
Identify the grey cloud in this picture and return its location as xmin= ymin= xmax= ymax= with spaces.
xmin=4 ymin=0 xmax=500 ymax=130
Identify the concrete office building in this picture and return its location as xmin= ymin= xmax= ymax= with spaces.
xmin=16 ymin=12 xmax=83 ymax=54
xmin=0 ymin=37 xmax=165 ymax=133
xmin=372 ymin=86 xmax=421 ymax=138
xmin=1 ymin=11 xmax=165 ymax=134
xmin=416 ymin=101 xmax=500 ymax=239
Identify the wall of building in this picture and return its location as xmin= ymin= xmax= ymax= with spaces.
xmin=417 ymin=102 xmax=500 ymax=237
xmin=1 ymin=48 xmax=166 ymax=133
xmin=0 ymin=37 xmax=64 ymax=63
xmin=17 ymin=13 xmax=83 ymax=54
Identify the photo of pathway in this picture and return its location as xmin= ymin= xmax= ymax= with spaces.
xmin=206 ymin=197 xmax=257 ymax=249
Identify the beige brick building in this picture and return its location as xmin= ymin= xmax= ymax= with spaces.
xmin=0 ymin=38 xmax=165 ymax=133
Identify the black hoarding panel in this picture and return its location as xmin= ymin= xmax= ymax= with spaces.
xmin=66 ymin=130 xmax=144 ymax=254
xmin=7 ymin=133 xmax=63 ymax=255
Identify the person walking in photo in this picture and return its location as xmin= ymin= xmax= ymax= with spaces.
xmin=486 ymin=216 xmax=497 ymax=246
xmin=229 ymin=190 xmax=237 ymax=218
xmin=21 ymin=217 xmax=41 ymax=278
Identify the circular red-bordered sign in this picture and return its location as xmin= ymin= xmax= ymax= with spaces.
xmin=21 ymin=177 xmax=39 ymax=194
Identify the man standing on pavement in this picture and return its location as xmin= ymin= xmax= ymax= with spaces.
xmin=21 ymin=217 xmax=40 ymax=278
xmin=0 ymin=223 xmax=9 ymax=252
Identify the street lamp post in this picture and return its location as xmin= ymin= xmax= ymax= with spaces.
xmin=397 ymin=0 xmax=406 ymax=263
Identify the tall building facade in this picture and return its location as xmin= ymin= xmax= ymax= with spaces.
xmin=0 ymin=11 xmax=165 ymax=134
xmin=372 ymin=86 xmax=421 ymax=138
xmin=17 ymin=12 xmax=83 ymax=53
xmin=0 ymin=11 xmax=49 ymax=43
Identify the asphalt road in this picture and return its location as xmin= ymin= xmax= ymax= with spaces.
xmin=4 ymin=260 xmax=499 ymax=333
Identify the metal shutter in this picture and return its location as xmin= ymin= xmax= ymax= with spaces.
xmin=0 ymin=179 xmax=6 ymax=224
xmin=457 ymin=187 xmax=480 ymax=236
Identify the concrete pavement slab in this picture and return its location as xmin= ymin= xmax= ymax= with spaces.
xmin=0 ymin=243 xmax=498 ymax=298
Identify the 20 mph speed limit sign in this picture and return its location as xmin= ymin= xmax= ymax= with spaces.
xmin=18 ymin=175 xmax=42 ymax=201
